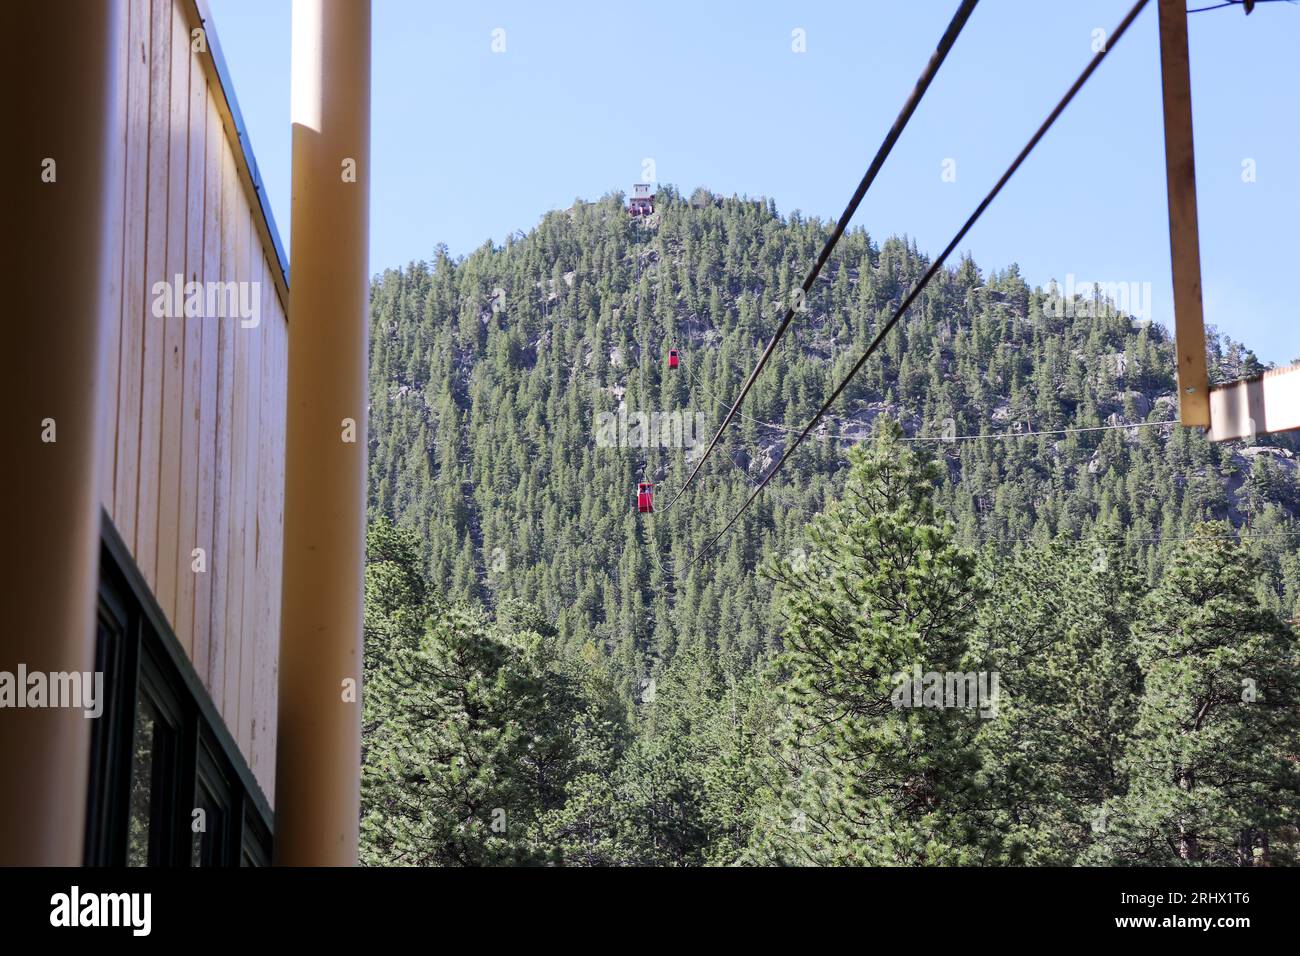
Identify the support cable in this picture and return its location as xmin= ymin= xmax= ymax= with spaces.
xmin=685 ymin=0 xmax=1152 ymax=571
xmin=662 ymin=0 xmax=982 ymax=511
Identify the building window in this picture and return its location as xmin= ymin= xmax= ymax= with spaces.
xmin=192 ymin=740 xmax=234 ymax=866
xmin=127 ymin=695 xmax=165 ymax=866
xmin=85 ymin=513 xmax=273 ymax=866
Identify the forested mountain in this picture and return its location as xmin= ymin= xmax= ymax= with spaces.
xmin=361 ymin=187 xmax=1300 ymax=866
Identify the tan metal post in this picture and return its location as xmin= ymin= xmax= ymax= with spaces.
xmin=1 ymin=0 xmax=123 ymax=864
xmin=275 ymin=0 xmax=371 ymax=865
xmin=1156 ymin=0 xmax=1210 ymax=428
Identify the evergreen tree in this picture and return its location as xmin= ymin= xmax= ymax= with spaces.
xmin=750 ymin=420 xmax=987 ymax=864
xmin=1091 ymin=525 xmax=1300 ymax=865
xmin=362 ymin=579 xmax=608 ymax=862
xmin=971 ymin=536 xmax=1143 ymax=864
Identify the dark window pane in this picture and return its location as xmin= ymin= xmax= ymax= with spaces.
xmin=191 ymin=783 xmax=225 ymax=866
xmin=190 ymin=792 xmax=207 ymax=866
xmin=92 ymin=528 xmax=273 ymax=867
xmin=240 ymin=808 xmax=271 ymax=867
xmin=127 ymin=700 xmax=157 ymax=867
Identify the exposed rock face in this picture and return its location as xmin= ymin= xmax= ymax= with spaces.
xmin=1112 ymin=390 xmax=1151 ymax=419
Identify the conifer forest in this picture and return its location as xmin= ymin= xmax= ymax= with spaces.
xmin=359 ymin=189 xmax=1300 ymax=866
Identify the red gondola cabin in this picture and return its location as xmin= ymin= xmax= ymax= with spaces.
xmin=637 ymin=482 xmax=654 ymax=513
xmin=668 ymin=348 xmax=679 ymax=369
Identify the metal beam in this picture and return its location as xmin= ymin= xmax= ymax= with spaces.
xmin=1208 ymin=364 xmax=1300 ymax=442
xmin=1156 ymin=0 xmax=1210 ymax=427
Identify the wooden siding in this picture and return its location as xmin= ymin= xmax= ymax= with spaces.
xmin=101 ymin=0 xmax=287 ymax=801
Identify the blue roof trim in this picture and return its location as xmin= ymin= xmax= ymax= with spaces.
xmin=193 ymin=0 xmax=291 ymax=291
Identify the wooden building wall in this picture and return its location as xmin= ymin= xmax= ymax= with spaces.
xmin=99 ymin=0 xmax=287 ymax=802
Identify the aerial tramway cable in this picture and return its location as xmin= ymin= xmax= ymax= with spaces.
xmin=678 ymin=355 xmax=816 ymax=513
xmin=684 ymin=0 xmax=1153 ymax=571
xmin=684 ymin=346 xmax=1177 ymax=445
xmin=661 ymin=0 xmax=982 ymax=512
xmin=1187 ymin=0 xmax=1296 ymax=13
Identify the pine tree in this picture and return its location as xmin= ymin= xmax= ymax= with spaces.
xmin=1091 ymin=524 xmax=1300 ymax=865
xmin=750 ymin=420 xmax=987 ymax=865
xmin=362 ymin=581 xmax=604 ymax=863
xmin=971 ymin=535 xmax=1143 ymax=864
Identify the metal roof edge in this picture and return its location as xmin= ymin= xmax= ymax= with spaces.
xmin=191 ymin=0 xmax=291 ymax=293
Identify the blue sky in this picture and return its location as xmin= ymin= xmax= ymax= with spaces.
xmin=210 ymin=0 xmax=1298 ymax=362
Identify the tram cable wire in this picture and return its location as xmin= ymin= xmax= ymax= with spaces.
xmin=684 ymin=0 xmax=1152 ymax=571
xmin=685 ymin=347 xmax=1178 ymax=444
xmin=678 ymin=355 xmax=817 ymax=512
xmin=661 ymin=0 xmax=982 ymax=512
xmin=1187 ymin=0 xmax=1295 ymax=13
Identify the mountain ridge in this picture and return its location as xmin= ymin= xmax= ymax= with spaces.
xmin=366 ymin=185 xmax=1300 ymax=674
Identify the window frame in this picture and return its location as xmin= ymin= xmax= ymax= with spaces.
xmin=86 ymin=511 xmax=274 ymax=866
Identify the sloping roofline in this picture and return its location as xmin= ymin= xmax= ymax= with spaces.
xmin=188 ymin=0 xmax=291 ymax=305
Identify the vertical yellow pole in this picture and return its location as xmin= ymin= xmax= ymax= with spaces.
xmin=1157 ymin=0 xmax=1210 ymax=428
xmin=276 ymin=0 xmax=371 ymax=865
xmin=1 ymin=0 xmax=123 ymax=864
